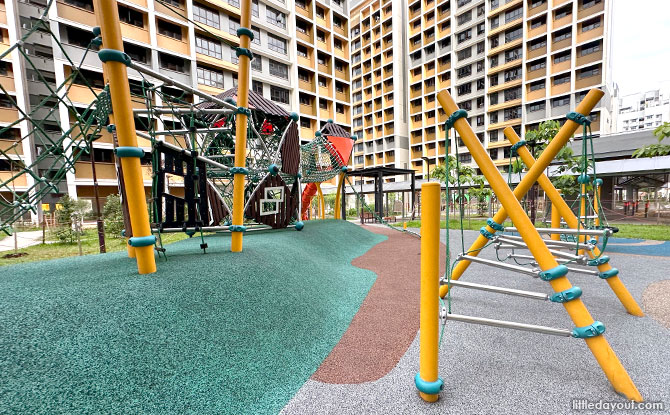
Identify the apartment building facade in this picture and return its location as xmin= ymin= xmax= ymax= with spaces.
xmin=350 ymin=0 xmax=611 ymax=180
xmin=348 ymin=0 xmax=411 ymax=180
xmin=0 ymin=0 xmax=351 ymax=215
xmin=616 ymin=85 xmax=670 ymax=133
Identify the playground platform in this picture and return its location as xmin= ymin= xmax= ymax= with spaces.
xmin=1 ymin=221 xmax=668 ymax=414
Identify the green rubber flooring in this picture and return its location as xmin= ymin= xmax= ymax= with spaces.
xmin=0 ymin=220 xmax=385 ymax=414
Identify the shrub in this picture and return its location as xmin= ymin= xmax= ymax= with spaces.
xmin=103 ymin=194 xmax=125 ymax=238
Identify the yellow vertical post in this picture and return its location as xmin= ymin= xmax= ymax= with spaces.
xmin=316 ymin=182 xmax=325 ymax=219
xmin=437 ymin=89 xmax=642 ymax=402
xmin=506 ymin=130 xmax=643 ymax=316
xmin=551 ymin=190 xmax=561 ymax=241
xmin=334 ymin=172 xmax=344 ymax=220
xmin=95 ymin=0 xmax=155 ymax=274
xmin=416 ymin=182 xmax=442 ymax=402
xmin=230 ymin=0 xmax=253 ymax=252
xmin=439 ymin=89 xmax=604 ymax=298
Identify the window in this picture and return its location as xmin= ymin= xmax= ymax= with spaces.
xmin=457 ymin=83 xmax=471 ymax=96
xmin=252 ymin=0 xmax=259 ymax=17
xmin=530 ymin=16 xmax=545 ymax=29
xmin=457 ymin=10 xmax=471 ymax=25
xmin=476 ymin=115 xmax=484 ymax=126
xmin=490 ymin=93 xmax=499 ymax=105
xmin=297 ymin=45 xmax=308 ymax=58
xmin=489 ymin=130 xmax=499 ymax=142
xmin=251 ymin=55 xmax=262 ymax=71
xmin=477 ymin=96 xmax=484 ymax=108
xmin=65 ymin=26 xmax=93 ymax=48
xmin=529 ymin=38 xmax=546 ymax=50
xmin=193 ymin=3 xmax=219 ymax=28
xmin=490 ymin=56 xmax=499 ymax=68
xmin=64 ymin=0 xmax=93 ymax=10
xmin=118 ymin=5 xmax=144 ymax=28
xmin=459 ymin=100 xmax=472 ymax=111
xmin=296 ymin=20 xmax=308 ymax=34
xmin=554 ymin=5 xmax=571 ymax=20
xmin=269 ymin=60 xmax=289 ymax=79
xmin=580 ymin=41 xmax=600 ymax=56
xmin=457 ymin=0 xmax=472 ymax=6
xmin=504 ymin=87 xmax=521 ymax=101
xmin=317 ymin=30 xmax=325 ymax=42
xmin=268 ymin=34 xmax=287 ymax=54
xmin=553 ymin=51 xmax=570 ymax=64
xmin=504 ymin=27 xmax=522 ymax=43
xmin=317 ymin=54 xmax=327 ymax=66
xmin=457 ymin=47 xmax=472 ymax=61
xmin=195 ymin=36 xmax=222 ymax=59
xmin=319 ymin=78 xmax=328 ymax=88
xmin=476 ymin=61 xmax=484 ymax=73
xmin=490 ymin=75 xmax=499 ymax=87
xmin=552 ymin=96 xmax=570 ymax=107
xmin=505 ymin=7 xmax=522 ymax=23
xmin=298 ymin=70 xmax=310 ymax=82
xmin=229 ymin=17 xmax=240 ymax=35
xmin=477 ymin=41 xmax=485 ymax=55
xmin=529 ymin=101 xmax=545 ymax=112
xmin=505 ymin=47 xmax=521 ymax=62
xmin=529 ymin=80 xmax=545 ymax=91
xmin=582 ymin=0 xmax=602 ymax=9
xmin=157 ymin=20 xmax=182 ymax=40
xmin=491 ymin=16 xmax=500 ymax=30
xmin=335 ymin=61 xmax=344 ymax=72
xmin=456 ymin=29 xmax=472 ymax=44
xmin=503 ymin=68 xmax=520 ymax=82
xmin=334 ymin=38 xmax=343 ymax=50
xmin=316 ymin=6 xmax=325 ymax=18
xmin=250 ymin=26 xmax=261 ymax=45
xmin=504 ymin=106 xmax=520 ymax=120
xmin=528 ymin=59 xmax=546 ymax=71
xmin=457 ymin=65 xmax=472 ymax=79
xmin=582 ymin=17 xmax=601 ymax=32
xmin=197 ymin=66 xmax=223 ymax=88
xmin=271 ymin=86 xmax=289 ymax=104
xmin=553 ymin=28 xmax=572 ymax=42
xmin=579 ymin=66 xmax=600 ymax=79
xmin=334 ymin=15 xmax=343 ymax=28
xmin=477 ymin=23 xmax=485 ymax=35
xmin=123 ymin=42 xmax=148 ymax=63
xmin=553 ymin=74 xmax=570 ymax=85
xmin=266 ymin=7 xmax=286 ymax=29
xmin=478 ymin=4 xmax=485 ymax=16
xmin=159 ymin=53 xmax=185 ymax=72
xmin=227 ymin=0 xmax=240 ymax=8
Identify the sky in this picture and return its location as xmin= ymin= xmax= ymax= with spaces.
xmin=611 ymin=0 xmax=670 ymax=95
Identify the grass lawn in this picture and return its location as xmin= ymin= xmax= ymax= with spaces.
xmin=0 ymin=232 xmax=188 ymax=267
xmin=394 ymin=219 xmax=670 ymax=241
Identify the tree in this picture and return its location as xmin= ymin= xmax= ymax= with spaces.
xmin=431 ymin=155 xmax=478 ymax=215
xmin=54 ymin=195 xmax=88 ymax=243
xmin=633 ymin=122 xmax=670 ymax=158
xmin=102 ymin=194 xmax=125 ymax=238
xmin=469 ymin=175 xmax=492 ymax=216
xmin=524 ymin=120 xmax=561 ymax=223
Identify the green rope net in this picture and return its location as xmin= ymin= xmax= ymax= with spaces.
xmin=0 ymin=0 xmax=110 ymax=235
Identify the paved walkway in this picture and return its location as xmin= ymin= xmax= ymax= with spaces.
xmin=0 ymin=231 xmax=43 ymax=252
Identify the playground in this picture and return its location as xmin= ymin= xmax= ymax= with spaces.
xmin=1 ymin=0 xmax=669 ymax=413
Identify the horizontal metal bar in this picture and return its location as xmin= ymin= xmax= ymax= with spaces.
xmin=456 ymin=254 xmax=539 ymax=276
xmin=444 ymin=313 xmax=573 ymax=337
xmin=152 ymin=127 xmax=232 ymax=136
xmin=446 ymin=280 xmax=549 ymax=300
xmin=496 ymin=242 xmax=579 ymax=252
xmin=155 ymin=140 xmax=230 ymax=171
xmin=506 ymin=253 xmax=579 ymax=267
xmin=153 ymin=225 xmax=271 ymax=233
xmin=502 ymin=234 xmax=594 ymax=250
xmin=133 ymin=108 xmax=233 ymax=115
xmin=496 ymin=237 xmax=585 ymax=261
xmin=505 ymin=227 xmax=612 ymax=237
xmin=129 ymin=62 xmax=237 ymax=110
xmin=565 ymin=266 xmax=601 ymax=276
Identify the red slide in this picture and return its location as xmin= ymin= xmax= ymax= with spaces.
xmin=300 ymin=182 xmax=318 ymax=220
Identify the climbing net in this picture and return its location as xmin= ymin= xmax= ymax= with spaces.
xmin=0 ymin=0 xmax=111 ymax=235
xmin=299 ymin=133 xmax=346 ymax=184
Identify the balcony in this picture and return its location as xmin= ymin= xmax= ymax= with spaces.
xmin=409 ymin=39 xmax=422 ymax=53
xmin=320 ymin=83 xmax=332 ymax=97
xmin=489 ymin=18 xmax=523 ymax=38
xmin=487 ymin=118 xmax=520 ymax=131
xmin=575 ymin=73 xmax=602 ymax=90
xmin=411 ymin=147 xmax=423 ymax=160
xmin=527 ymin=1 xmax=548 ymax=17
xmin=0 ymin=139 xmax=22 ymax=155
xmin=488 ymin=38 xmax=523 ymax=57
xmin=487 ymin=139 xmax=511 ymax=148
xmin=424 ymin=129 xmax=436 ymax=142
xmin=488 ymin=98 xmax=522 ymax=112
xmin=333 ymin=22 xmax=347 ymax=37
xmin=437 ymin=77 xmax=451 ymax=90
xmin=0 ymin=2 xmax=6 ymax=25
xmin=0 ymin=171 xmax=27 ymax=189
xmin=410 ymin=116 xmax=422 ymax=130
xmin=301 ymin=125 xmax=316 ymax=139
xmin=526 ymin=66 xmax=546 ymax=80
xmin=578 ymin=1 xmax=604 ymax=20
xmin=157 ymin=33 xmax=189 ymax=55
xmin=297 ymin=51 xmax=314 ymax=68
xmin=155 ymin=2 xmax=188 ymax=22
xmin=526 ymin=86 xmax=546 ymax=101
xmin=577 ymin=24 xmax=604 ymax=44
xmin=437 ymin=23 xmax=451 ymax=39
xmin=553 ymin=14 xmax=572 ymax=31
xmin=409 ymin=6 xmax=421 ymax=21
xmin=425 ymin=83 xmax=435 ymax=94
xmin=551 ymin=36 xmax=572 ymax=52
xmin=318 ymin=61 xmax=331 ymax=74
xmin=527 ymin=43 xmax=547 ymax=60
xmin=121 ymin=22 xmax=150 ymax=44
xmin=488 ymin=59 xmax=522 ymax=76
xmin=299 ymin=79 xmax=316 ymax=93
xmin=410 ymin=100 xmax=422 ymax=114
xmin=300 ymin=102 xmax=317 ymax=116
xmin=317 ymin=39 xmax=331 ymax=53
xmin=75 ymin=162 xmax=117 ymax=181
xmin=334 ymin=45 xmax=348 ymax=60
xmin=527 ymin=23 xmax=547 ymax=39
xmin=424 ymin=65 xmax=435 ymax=78
xmin=488 ymin=78 xmax=522 ymax=93
xmin=576 ymin=49 xmax=603 ymax=67
xmin=488 ymin=0 xmax=522 ymax=17
xmin=384 ymin=124 xmax=394 ymax=136
xmin=437 ymin=59 xmax=450 ymax=73
xmin=319 ymin=105 xmax=333 ymax=120
xmin=336 ymin=110 xmax=350 ymax=124
xmin=551 ymin=80 xmax=571 ymax=95
xmin=551 ymin=58 xmax=570 ymax=74
xmin=0 ymin=74 xmax=15 ymax=92
xmin=56 ymin=1 xmax=95 ymax=24
xmin=296 ymin=3 xmax=311 ymax=19
xmin=296 ymin=29 xmax=313 ymax=44
xmin=336 ymin=89 xmax=348 ymax=101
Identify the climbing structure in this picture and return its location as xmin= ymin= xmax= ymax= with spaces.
xmin=415 ymin=88 xmax=643 ymax=404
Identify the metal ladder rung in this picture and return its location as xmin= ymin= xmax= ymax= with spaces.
xmin=443 ymin=313 xmax=573 ymax=337
xmin=446 ymin=279 xmax=549 ymax=301
xmin=456 ymin=254 xmax=539 ymax=277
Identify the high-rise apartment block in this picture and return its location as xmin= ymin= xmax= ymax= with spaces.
xmin=0 ymin=0 xmax=352 ymax=210
xmin=350 ymin=0 xmax=612 ymax=180
xmin=616 ymin=84 xmax=670 ymax=133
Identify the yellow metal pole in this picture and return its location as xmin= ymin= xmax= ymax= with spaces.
xmin=316 ymin=182 xmax=325 ymax=219
xmin=506 ymin=130 xmax=643 ymax=316
xmin=416 ymin=182 xmax=442 ymax=402
xmin=551 ymin=191 xmax=561 ymax=241
xmin=230 ymin=0 xmax=253 ymax=252
xmin=95 ymin=0 xmax=155 ymax=274
xmin=437 ymin=89 xmax=642 ymax=402
xmin=439 ymin=89 xmax=604 ymax=298
xmin=334 ymin=172 xmax=344 ymax=220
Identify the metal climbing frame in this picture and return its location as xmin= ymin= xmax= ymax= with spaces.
xmin=415 ymin=89 xmax=642 ymax=403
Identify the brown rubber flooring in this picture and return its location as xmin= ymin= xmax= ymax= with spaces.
xmin=312 ymin=225 xmax=445 ymax=384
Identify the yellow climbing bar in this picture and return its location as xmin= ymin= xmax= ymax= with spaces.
xmin=505 ymin=128 xmax=644 ymax=317
xmin=436 ymin=89 xmax=642 ymax=402
xmin=95 ymin=0 xmax=155 ymax=274
xmin=231 ymin=0 xmax=253 ymax=252
xmin=440 ymin=89 xmax=604 ymax=298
